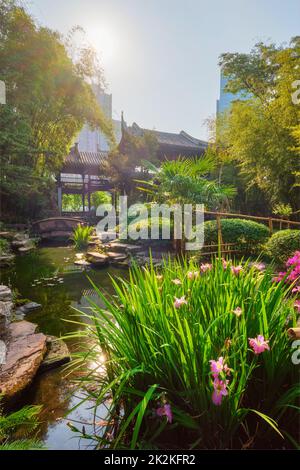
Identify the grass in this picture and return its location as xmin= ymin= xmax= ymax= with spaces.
xmin=68 ymin=256 xmax=300 ymax=449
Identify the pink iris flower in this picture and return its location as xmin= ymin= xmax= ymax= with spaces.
xmin=200 ymin=263 xmax=212 ymax=273
xmin=156 ymin=403 xmax=173 ymax=423
xmin=172 ymin=278 xmax=182 ymax=285
xmin=187 ymin=270 xmax=199 ymax=280
xmin=292 ymin=286 xmax=300 ymax=294
xmin=249 ymin=335 xmax=270 ymax=354
xmin=209 ymin=357 xmax=225 ymax=377
xmin=286 ymin=251 xmax=300 ymax=267
xmin=272 ymin=272 xmax=286 ymax=283
xmin=231 ymin=265 xmax=243 ymax=276
xmin=232 ymin=307 xmax=242 ymax=317
xmin=212 ymin=378 xmax=229 ymax=406
xmin=174 ymin=296 xmax=187 ymax=309
xmin=222 ymin=259 xmax=228 ymax=269
xmin=251 ymin=262 xmax=266 ymax=271
xmin=273 ymin=252 xmax=300 ymax=284
xmin=294 ymin=300 xmax=300 ymax=313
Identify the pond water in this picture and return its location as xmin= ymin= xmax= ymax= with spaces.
xmin=1 ymin=246 xmax=127 ymax=449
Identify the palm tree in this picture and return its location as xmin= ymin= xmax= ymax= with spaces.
xmin=136 ymin=155 xmax=236 ymax=210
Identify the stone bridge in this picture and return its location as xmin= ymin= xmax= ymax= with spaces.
xmin=31 ymin=217 xmax=85 ymax=240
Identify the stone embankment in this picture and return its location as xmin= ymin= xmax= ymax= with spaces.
xmin=0 ymin=285 xmax=70 ymax=400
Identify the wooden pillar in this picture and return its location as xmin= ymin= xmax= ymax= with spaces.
xmin=57 ymin=174 xmax=62 ymax=215
xmin=216 ymin=215 xmax=223 ymax=255
xmin=88 ymin=175 xmax=91 ymax=213
xmin=82 ymin=174 xmax=85 ymax=213
xmin=268 ymin=217 xmax=273 ymax=235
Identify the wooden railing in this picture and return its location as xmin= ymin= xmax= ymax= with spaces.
xmin=197 ymin=210 xmax=300 ymax=257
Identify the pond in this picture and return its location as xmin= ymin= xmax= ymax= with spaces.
xmin=1 ymin=246 xmax=127 ymax=450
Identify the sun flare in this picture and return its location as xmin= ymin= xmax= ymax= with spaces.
xmin=88 ymin=26 xmax=117 ymax=64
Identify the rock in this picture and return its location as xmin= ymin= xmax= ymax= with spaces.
xmin=115 ymin=260 xmax=130 ymax=267
xmin=88 ymin=235 xmax=101 ymax=245
xmin=0 ymin=254 xmax=15 ymax=267
xmin=15 ymin=302 xmax=42 ymax=316
xmin=106 ymin=251 xmax=128 ymax=262
xmin=12 ymin=237 xmax=35 ymax=251
xmin=9 ymin=321 xmax=38 ymax=337
xmin=89 ymin=235 xmax=100 ymax=242
xmin=13 ymin=232 xmax=29 ymax=241
xmin=0 ymin=285 xmax=12 ymax=302
xmin=74 ymin=259 xmax=91 ymax=266
xmin=18 ymin=245 xmax=34 ymax=253
xmin=39 ymin=335 xmax=70 ymax=372
xmin=86 ymin=251 xmax=109 ymax=266
xmin=0 ymin=287 xmax=13 ymax=335
xmin=0 ymin=301 xmax=13 ymax=335
xmin=108 ymin=242 xmax=141 ymax=254
xmin=97 ymin=231 xmax=116 ymax=242
xmin=0 ymin=231 xmax=16 ymax=240
xmin=11 ymin=240 xmax=26 ymax=248
xmin=0 ymin=321 xmax=47 ymax=399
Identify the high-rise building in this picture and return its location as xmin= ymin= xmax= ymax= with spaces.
xmin=216 ymin=71 xmax=250 ymax=115
xmin=77 ymin=85 xmax=122 ymax=152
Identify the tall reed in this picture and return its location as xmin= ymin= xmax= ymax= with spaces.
xmin=70 ymin=256 xmax=299 ymax=449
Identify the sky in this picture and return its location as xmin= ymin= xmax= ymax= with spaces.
xmin=25 ymin=0 xmax=300 ymax=140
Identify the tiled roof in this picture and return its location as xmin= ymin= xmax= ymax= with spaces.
xmin=127 ymin=122 xmax=208 ymax=150
xmin=62 ymin=147 xmax=108 ymax=173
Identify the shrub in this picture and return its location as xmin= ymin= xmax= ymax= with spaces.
xmin=70 ymin=224 xmax=94 ymax=250
xmin=0 ymin=238 xmax=9 ymax=255
xmin=72 ymin=257 xmax=299 ymax=449
xmin=204 ymin=218 xmax=269 ymax=251
xmin=118 ymin=211 xmax=172 ymax=241
xmin=265 ymin=230 xmax=300 ymax=265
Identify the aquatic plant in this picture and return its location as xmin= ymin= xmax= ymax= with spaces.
xmin=72 ymin=257 xmax=299 ymax=449
xmin=0 ymin=401 xmax=45 ymax=450
xmin=70 ymin=224 xmax=94 ymax=250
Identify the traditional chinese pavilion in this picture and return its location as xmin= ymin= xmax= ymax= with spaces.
xmin=57 ymin=120 xmax=208 ymax=215
xmin=120 ymin=119 xmax=208 ymax=160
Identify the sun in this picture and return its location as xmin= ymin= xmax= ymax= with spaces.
xmin=88 ymin=26 xmax=117 ymax=64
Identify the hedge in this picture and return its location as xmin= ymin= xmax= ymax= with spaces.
xmin=264 ymin=229 xmax=300 ymax=265
xmin=204 ymin=218 xmax=270 ymax=251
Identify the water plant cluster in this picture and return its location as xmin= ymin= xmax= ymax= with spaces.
xmin=73 ymin=254 xmax=300 ymax=449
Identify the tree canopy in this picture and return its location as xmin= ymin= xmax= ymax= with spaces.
xmin=0 ymin=0 xmax=112 ymax=220
xmin=218 ymin=37 xmax=300 ymax=215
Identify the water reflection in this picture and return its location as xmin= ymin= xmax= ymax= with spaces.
xmin=1 ymin=246 xmax=127 ymax=449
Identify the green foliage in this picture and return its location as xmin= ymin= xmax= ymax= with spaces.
xmin=265 ymin=230 xmax=300 ymax=265
xmin=0 ymin=401 xmax=45 ymax=450
xmin=62 ymin=194 xmax=83 ymax=212
xmin=204 ymin=218 xmax=270 ymax=251
xmin=118 ymin=211 xmax=172 ymax=240
xmin=0 ymin=238 xmax=9 ymax=255
xmin=137 ymin=155 xmax=236 ymax=210
xmin=219 ymin=37 xmax=300 ymax=213
xmin=70 ymin=224 xmax=94 ymax=249
xmin=70 ymin=258 xmax=299 ymax=449
xmin=0 ymin=1 xmax=113 ymax=222
xmin=272 ymin=204 xmax=293 ymax=219
xmin=91 ymin=191 xmax=112 ymax=208
xmin=103 ymin=132 xmax=159 ymax=197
